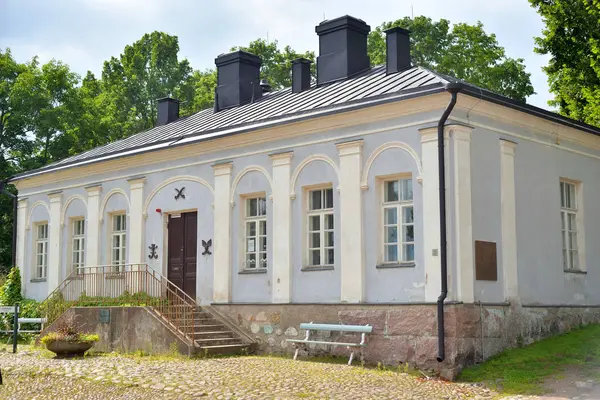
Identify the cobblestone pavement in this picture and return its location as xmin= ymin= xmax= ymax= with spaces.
xmin=0 ymin=347 xmax=496 ymax=399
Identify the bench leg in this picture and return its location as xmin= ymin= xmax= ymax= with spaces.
xmin=348 ymin=350 xmax=355 ymax=365
xmin=293 ymin=347 xmax=300 ymax=361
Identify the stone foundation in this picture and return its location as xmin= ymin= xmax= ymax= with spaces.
xmin=210 ymin=303 xmax=600 ymax=379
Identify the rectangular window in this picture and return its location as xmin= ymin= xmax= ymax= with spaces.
xmin=244 ymin=196 xmax=267 ymax=269
xmin=307 ymin=188 xmax=334 ymax=266
xmin=560 ymin=180 xmax=580 ymax=270
xmin=111 ymin=214 xmax=127 ymax=271
xmin=382 ymin=178 xmax=414 ymax=263
xmin=71 ymin=219 xmax=85 ymax=274
xmin=35 ymin=223 xmax=48 ymax=279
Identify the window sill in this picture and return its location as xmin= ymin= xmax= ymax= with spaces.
xmin=376 ymin=262 xmax=416 ymax=269
xmin=239 ymin=269 xmax=267 ymax=275
xmin=564 ymin=269 xmax=587 ymax=275
xmin=301 ymin=266 xmax=334 ymax=272
xmin=30 ymin=278 xmax=47 ymax=283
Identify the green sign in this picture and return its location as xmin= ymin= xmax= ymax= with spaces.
xmin=99 ymin=309 xmax=110 ymax=324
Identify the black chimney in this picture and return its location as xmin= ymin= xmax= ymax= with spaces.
xmin=315 ymin=15 xmax=370 ymax=85
xmin=292 ymin=58 xmax=312 ymax=93
xmin=385 ymin=27 xmax=411 ymax=74
xmin=157 ymin=97 xmax=180 ymax=125
xmin=214 ymin=50 xmax=262 ymax=111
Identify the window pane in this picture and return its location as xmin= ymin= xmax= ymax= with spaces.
xmin=562 ymin=229 xmax=567 ymax=251
xmin=259 ymin=253 xmax=267 ymax=268
xmin=121 ymin=216 xmax=126 ymax=231
xmin=569 ymin=232 xmax=578 ymax=251
xmin=113 ymin=248 xmax=120 ymax=264
xmin=247 ymin=221 xmax=256 ymax=237
xmin=257 ymin=197 xmax=267 ymax=216
xmin=569 ymin=184 xmax=576 ymax=209
xmin=400 ymin=179 xmax=413 ymax=201
xmin=385 ymin=245 xmax=398 ymax=262
xmin=247 ymin=198 xmax=257 ymax=217
xmin=259 ymin=220 xmax=267 ymax=235
xmin=568 ymin=213 xmax=576 ymax=231
xmin=570 ymin=251 xmax=578 ymax=270
xmin=403 ymin=225 xmax=414 ymax=242
xmin=560 ymin=182 xmax=565 ymax=208
xmin=310 ymin=250 xmax=321 ymax=266
xmin=259 ymin=237 xmax=267 ymax=252
xmin=246 ymin=253 xmax=256 ymax=268
xmin=403 ymin=244 xmax=415 ymax=262
xmin=310 ymin=190 xmax=322 ymax=210
xmin=324 ymin=214 xmax=334 ymax=230
xmin=563 ymin=249 xmax=568 ymax=269
xmin=310 ymin=232 xmax=321 ymax=248
xmin=326 ymin=249 xmax=334 ymax=265
xmin=561 ymin=212 xmax=565 ymax=230
xmin=37 ymin=254 xmax=43 ymax=267
xmin=403 ymin=206 xmax=414 ymax=224
xmin=385 ymin=226 xmax=398 ymax=244
xmin=113 ymin=216 xmax=119 ymax=231
xmin=113 ymin=235 xmax=120 ymax=248
xmin=385 ymin=181 xmax=399 ymax=202
xmin=309 ymin=215 xmax=320 ymax=231
xmin=384 ymin=207 xmax=397 ymax=225
xmin=73 ymin=239 xmax=80 ymax=251
xmin=325 ymin=231 xmax=334 ymax=247
xmin=37 ymin=243 xmax=44 ymax=255
xmin=325 ymin=189 xmax=334 ymax=209
xmin=246 ymin=238 xmax=255 ymax=253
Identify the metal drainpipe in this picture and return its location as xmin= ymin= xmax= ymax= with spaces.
xmin=0 ymin=180 xmax=17 ymax=268
xmin=436 ymin=83 xmax=462 ymax=362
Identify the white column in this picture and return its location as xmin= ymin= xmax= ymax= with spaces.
xmin=128 ymin=177 xmax=146 ymax=266
xmin=48 ymin=192 xmax=62 ymax=291
xmin=270 ymin=152 xmax=293 ymax=303
xmin=212 ymin=162 xmax=233 ymax=303
xmin=85 ymin=185 xmax=102 ymax=267
xmin=452 ymin=125 xmax=475 ymax=303
xmin=500 ymin=139 xmax=519 ymax=302
xmin=419 ymin=127 xmax=450 ymax=302
xmin=16 ymin=198 xmax=28 ymax=295
xmin=336 ymin=140 xmax=364 ymax=303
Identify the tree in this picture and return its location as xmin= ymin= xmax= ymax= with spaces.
xmin=367 ymin=17 xmax=535 ymax=102
xmin=529 ymin=0 xmax=600 ymax=126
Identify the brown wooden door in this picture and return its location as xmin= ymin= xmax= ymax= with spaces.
xmin=168 ymin=212 xmax=197 ymax=299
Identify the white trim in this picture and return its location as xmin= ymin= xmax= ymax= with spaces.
xmin=213 ymin=163 xmax=233 ymax=303
xmin=290 ymin=154 xmax=340 ymax=199
xmin=361 ymin=141 xmax=423 ymax=189
xmin=230 ymin=166 xmax=273 ymax=206
xmin=143 ymin=175 xmax=214 ymax=217
xmin=60 ymin=195 xmax=87 ymax=227
xmin=500 ymin=139 xmax=519 ymax=301
xmin=26 ymin=200 xmax=51 ymax=228
xmin=99 ymin=188 xmax=130 ymax=223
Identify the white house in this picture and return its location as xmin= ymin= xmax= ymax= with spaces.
xmin=9 ymin=15 xmax=600 ymax=375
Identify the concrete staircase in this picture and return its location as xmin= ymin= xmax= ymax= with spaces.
xmin=169 ymin=307 xmax=253 ymax=355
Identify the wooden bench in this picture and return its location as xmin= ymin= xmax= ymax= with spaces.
xmin=286 ymin=322 xmax=372 ymax=365
xmin=0 ymin=306 xmax=46 ymax=334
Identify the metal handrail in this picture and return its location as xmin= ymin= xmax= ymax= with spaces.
xmin=39 ymin=264 xmax=198 ymax=341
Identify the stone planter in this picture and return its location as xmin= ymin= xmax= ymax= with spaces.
xmin=45 ymin=340 xmax=95 ymax=358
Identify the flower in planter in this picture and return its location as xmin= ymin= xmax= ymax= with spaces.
xmin=41 ymin=314 xmax=99 ymax=357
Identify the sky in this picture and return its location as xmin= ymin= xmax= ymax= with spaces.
xmin=1 ymin=0 xmax=552 ymax=109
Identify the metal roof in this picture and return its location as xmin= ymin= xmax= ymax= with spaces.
xmin=10 ymin=64 xmax=600 ymax=181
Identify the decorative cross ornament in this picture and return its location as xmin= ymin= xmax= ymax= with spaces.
xmin=202 ymin=239 xmax=212 ymax=256
xmin=174 ymin=187 xmax=186 ymax=200
xmin=148 ymin=244 xmax=159 ymax=259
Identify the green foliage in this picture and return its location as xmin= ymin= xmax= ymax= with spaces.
xmin=530 ymin=0 xmax=600 ymax=126
xmin=367 ymin=16 xmax=535 ymax=102
xmin=75 ymin=291 xmax=167 ymax=307
xmin=0 ymin=266 xmax=22 ymax=305
xmin=41 ymin=332 xmax=99 ymax=345
xmin=459 ymin=324 xmax=600 ymax=394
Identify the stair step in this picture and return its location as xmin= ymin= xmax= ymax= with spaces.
xmin=195 ymin=337 xmax=242 ymax=346
xmin=196 ymin=343 xmax=250 ymax=356
xmin=179 ymin=324 xmax=227 ymax=330
xmin=193 ymin=331 xmax=234 ymax=338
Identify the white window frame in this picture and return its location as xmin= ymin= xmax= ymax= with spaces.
xmin=305 ymin=186 xmax=335 ymax=267
xmin=243 ymin=194 xmax=267 ymax=270
xmin=110 ymin=213 xmax=127 ymax=272
xmin=71 ymin=218 xmax=85 ymax=274
xmin=380 ymin=175 xmax=415 ymax=264
xmin=560 ymin=179 xmax=584 ymax=271
xmin=34 ymin=222 xmax=49 ymax=279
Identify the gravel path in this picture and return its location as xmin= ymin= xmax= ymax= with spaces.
xmin=0 ymin=347 xmax=496 ymax=399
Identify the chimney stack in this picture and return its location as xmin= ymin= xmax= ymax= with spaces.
xmin=292 ymin=58 xmax=312 ymax=93
xmin=315 ymin=15 xmax=371 ymax=85
xmin=214 ymin=50 xmax=262 ymax=111
xmin=385 ymin=27 xmax=411 ymax=74
xmin=157 ymin=97 xmax=179 ymax=125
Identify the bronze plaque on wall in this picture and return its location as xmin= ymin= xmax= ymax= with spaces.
xmin=475 ymin=241 xmax=497 ymax=281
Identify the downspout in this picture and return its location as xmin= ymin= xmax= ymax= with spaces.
xmin=437 ymin=82 xmax=462 ymax=362
xmin=0 ymin=180 xmax=17 ymax=269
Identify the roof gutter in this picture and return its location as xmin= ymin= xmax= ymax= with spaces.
xmin=0 ymin=180 xmax=17 ymax=269
xmin=436 ymin=82 xmax=462 ymax=362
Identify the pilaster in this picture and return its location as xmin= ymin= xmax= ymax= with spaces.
xmin=85 ymin=185 xmax=102 ymax=268
xmin=500 ymin=139 xmax=519 ymax=302
xmin=48 ymin=192 xmax=62 ymax=291
xmin=128 ymin=177 xmax=146 ymax=266
xmin=16 ymin=198 xmax=28 ymax=295
xmin=212 ymin=162 xmax=233 ymax=303
xmin=336 ymin=140 xmax=364 ymax=303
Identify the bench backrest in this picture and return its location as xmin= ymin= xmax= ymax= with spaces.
xmin=299 ymin=323 xmax=372 ymax=333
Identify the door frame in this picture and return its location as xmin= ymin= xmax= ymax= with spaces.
xmin=161 ymin=208 xmax=198 ymax=281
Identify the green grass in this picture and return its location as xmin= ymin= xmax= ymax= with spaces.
xmin=458 ymin=324 xmax=600 ymax=395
